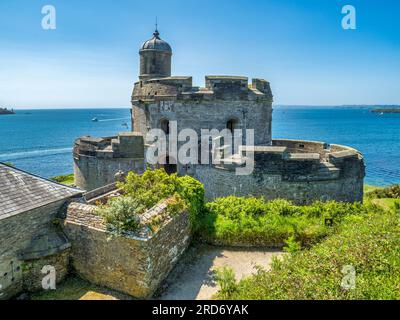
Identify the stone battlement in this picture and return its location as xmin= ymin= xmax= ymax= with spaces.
xmin=73 ymin=133 xmax=146 ymax=191
xmin=74 ymin=133 xmax=144 ymax=160
xmin=216 ymin=139 xmax=364 ymax=182
xmin=196 ymin=139 xmax=365 ymax=204
xmin=132 ymin=75 xmax=273 ymax=103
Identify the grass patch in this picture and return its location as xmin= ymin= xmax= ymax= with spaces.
xmin=31 ymin=275 xmax=132 ymax=300
xmin=364 ymin=184 xmax=400 ymax=211
xmin=364 ymin=184 xmax=383 ymax=193
xmin=370 ymin=198 xmax=400 ymax=211
xmin=50 ymin=174 xmax=74 ymax=186
xmin=214 ymin=206 xmax=400 ymax=300
xmin=197 ymin=196 xmax=376 ymax=248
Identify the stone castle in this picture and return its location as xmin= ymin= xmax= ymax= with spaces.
xmin=73 ymin=29 xmax=365 ymax=204
xmin=0 ymin=28 xmax=367 ymax=300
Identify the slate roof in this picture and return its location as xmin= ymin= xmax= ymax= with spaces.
xmin=0 ymin=163 xmax=83 ymax=220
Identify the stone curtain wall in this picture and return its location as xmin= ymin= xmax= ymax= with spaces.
xmin=74 ymin=157 xmax=144 ymax=191
xmin=64 ymin=201 xmax=190 ymax=298
xmin=0 ymin=200 xmax=69 ymax=299
xmin=196 ymin=167 xmax=363 ymax=204
xmin=195 ymin=140 xmax=365 ymax=204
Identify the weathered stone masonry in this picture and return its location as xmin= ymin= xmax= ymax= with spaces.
xmin=73 ymin=28 xmax=365 ymax=204
xmin=196 ymin=140 xmax=364 ymax=204
xmin=0 ymin=163 xmax=82 ymax=299
xmin=1 ymin=162 xmax=191 ymax=300
xmin=63 ymin=200 xmax=190 ymax=299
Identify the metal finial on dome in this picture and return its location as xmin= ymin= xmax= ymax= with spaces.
xmin=153 ymin=17 xmax=160 ymax=38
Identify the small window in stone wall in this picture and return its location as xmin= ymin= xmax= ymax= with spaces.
xmin=161 ymin=119 xmax=170 ymax=135
xmin=227 ymin=119 xmax=237 ymax=133
xmin=324 ymin=143 xmax=331 ymax=150
xmin=299 ymin=144 xmax=305 ymax=149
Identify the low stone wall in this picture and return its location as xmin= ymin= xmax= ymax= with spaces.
xmin=63 ymin=201 xmax=190 ymax=298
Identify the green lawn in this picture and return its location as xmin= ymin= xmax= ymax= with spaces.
xmin=364 ymin=184 xmax=382 ymax=193
xmin=50 ymin=174 xmax=74 ymax=186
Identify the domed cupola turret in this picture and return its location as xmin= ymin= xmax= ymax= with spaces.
xmin=139 ymin=29 xmax=172 ymax=80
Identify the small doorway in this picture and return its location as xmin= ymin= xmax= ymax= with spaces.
xmin=161 ymin=156 xmax=177 ymax=175
xmin=227 ymin=119 xmax=238 ymax=133
xmin=161 ymin=119 xmax=170 ymax=135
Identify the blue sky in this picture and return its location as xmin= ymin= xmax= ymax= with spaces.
xmin=0 ymin=0 xmax=399 ymax=108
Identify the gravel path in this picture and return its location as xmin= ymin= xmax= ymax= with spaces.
xmin=157 ymin=244 xmax=283 ymax=300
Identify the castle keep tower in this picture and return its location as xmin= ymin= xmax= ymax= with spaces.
xmin=73 ymin=28 xmax=364 ymax=206
xmin=139 ymin=29 xmax=172 ymax=80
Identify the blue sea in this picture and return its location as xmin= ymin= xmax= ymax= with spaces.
xmin=0 ymin=107 xmax=399 ymax=186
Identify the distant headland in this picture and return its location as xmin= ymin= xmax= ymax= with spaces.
xmin=0 ymin=107 xmax=15 ymax=115
xmin=371 ymin=108 xmax=400 ymax=114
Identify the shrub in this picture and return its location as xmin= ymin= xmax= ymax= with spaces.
xmin=215 ymin=209 xmax=399 ymax=300
xmin=198 ymin=196 xmax=378 ymax=247
xmin=97 ymin=169 xmax=205 ymax=235
xmin=213 ymin=267 xmax=238 ymax=299
xmin=97 ymin=196 xmax=145 ymax=235
xmin=367 ymin=185 xmax=400 ymax=199
xmin=118 ymin=169 xmax=179 ymax=209
xmin=283 ymin=236 xmax=302 ymax=253
xmin=176 ymin=175 xmax=205 ymax=231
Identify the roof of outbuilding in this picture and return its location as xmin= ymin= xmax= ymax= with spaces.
xmin=0 ymin=163 xmax=83 ymax=220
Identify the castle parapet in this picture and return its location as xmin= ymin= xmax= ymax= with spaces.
xmin=132 ymin=75 xmax=273 ymax=103
xmin=201 ymin=139 xmax=365 ymax=195
xmin=195 ymin=138 xmax=365 ymax=204
xmin=73 ymin=133 xmax=145 ymax=191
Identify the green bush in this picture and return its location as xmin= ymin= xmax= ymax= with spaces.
xmin=283 ymin=236 xmax=302 ymax=253
xmin=118 ymin=169 xmax=180 ymax=209
xmin=198 ymin=196 xmax=378 ymax=247
xmin=97 ymin=196 xmax=145 ymax=235
xmin=97 ymin=169 xmax=205 ymax=235
xmin=215 ymin=208 xmax=400 ymax=300
xmin=176 ymin=175 xmax=205 ymax=231
xmin=367 ymin=185 xmax=400 ymax=199
xmin=214 ymin=267 xmax=238 ymax=299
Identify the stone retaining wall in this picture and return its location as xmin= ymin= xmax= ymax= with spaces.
xmin=63 ymin=201 xmax=190 ymax=298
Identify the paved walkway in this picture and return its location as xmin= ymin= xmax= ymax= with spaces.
xmin=157 ymin=245 xmax=283 ymax=300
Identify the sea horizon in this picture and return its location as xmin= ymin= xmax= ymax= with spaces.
xmin=6 ymin=104 xmax=400 ymax=111
xmin=0 ymin=106 xmax=399 ymax=187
